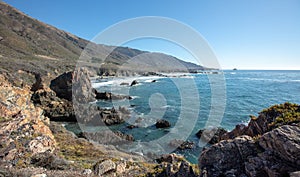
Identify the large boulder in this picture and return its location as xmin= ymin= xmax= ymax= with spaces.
xmin=50 ymin=68 xmax=95 ymax=102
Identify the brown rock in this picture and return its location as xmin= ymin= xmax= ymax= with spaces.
xmin=0 ymin=79 xmax=56 ymax=164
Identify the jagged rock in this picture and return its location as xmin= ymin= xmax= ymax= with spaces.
xmin=0 ymin=36 xmax=3 ymax=41
xmin=221 ymin=103 xmax=300 ymax=140
xmin=0 ymin=78 xmax=56 ymax=166
xmin=168 ymin=139 xmax=195 ymax=150
xmin=199 ymin=135 xmax=257 ymax=177
xmin=31 ymin=89 xmax=76 ymax=122
xmin=155 ymin=154 xmax=199 ymax=177
xmin=31 ymin=73 xmax=44 ymax=92
xmin=244 ymin=125 xmax=300 ymax=176
xmin=156 ymin=119 xmax=171 ymax=128
xmin=130 ymin=80 xmax=138 ymax=86
xmin=177 ymin=160 xmax=198 ymax=177
xmin=259 ymin=125 xmax=300 ymax=166
xmin=196 ymin=127 xmax=227 ymax=144
xmin=94 ymin=159 xmax=116 ymax=176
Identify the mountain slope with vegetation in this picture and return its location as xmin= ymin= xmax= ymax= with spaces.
xmin=0 ymin=1 xmax=206 ymax=87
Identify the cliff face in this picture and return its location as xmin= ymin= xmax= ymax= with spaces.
xmin=0 ymin=75 xmax=56 ymax=168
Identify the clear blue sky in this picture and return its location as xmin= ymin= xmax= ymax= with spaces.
xmin=3 ymin=0 xmax=300 ymax=70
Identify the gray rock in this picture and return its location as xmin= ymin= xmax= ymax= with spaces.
xmin=199 ymin=135 xmax=257 ymax=177
xmin=259 ymin=125 xmax=300 ymax=166
xmin=94 ymin=159 xmax=116 ymax=176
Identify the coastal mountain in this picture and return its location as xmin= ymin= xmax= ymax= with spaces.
xmin=0 ymin=1 xmax=205 ymax=85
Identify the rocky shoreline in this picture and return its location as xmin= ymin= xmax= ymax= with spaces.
xmin=0 ymin=70 xmax=299 ymax=177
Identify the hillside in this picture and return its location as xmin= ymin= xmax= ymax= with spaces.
xmin=0 ymin=1 xmax=206 ymax=86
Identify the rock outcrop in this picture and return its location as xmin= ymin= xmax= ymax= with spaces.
xmin=31 ymin=88 xmax=76 ymax=122
xmin=244 ymin=125 xmax=300 ymax=177
xmin=0 ymin=76 xmax=56 ymax=167
xmin=154 ymin=154 xmax=199 ymax=177
xmin=199 ymin=103 xmax=300 ymax=177
xmin=196 ymin=127 xmax=227 ymax=144
xmin=221 ymin=102 xmax=300 ymax=140
xmin=199 ymin=136 xmax=257 ymax=177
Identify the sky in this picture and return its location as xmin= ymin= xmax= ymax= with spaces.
xmin=3 ymin=0 xmax=300 ymax=70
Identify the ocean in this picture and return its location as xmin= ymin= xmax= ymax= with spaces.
xmin=66 ymin=70 xmax=300 ymax=164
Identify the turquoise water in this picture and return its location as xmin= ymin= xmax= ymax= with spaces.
xmin=67 ymin=70 xmax=300 ymax=163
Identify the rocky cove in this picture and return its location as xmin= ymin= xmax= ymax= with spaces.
xmin=0 ymin=69 xmax=299 ymax=177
